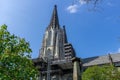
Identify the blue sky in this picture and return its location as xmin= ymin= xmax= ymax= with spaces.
xmin=0 ymin=0 xmax=120 ymax=58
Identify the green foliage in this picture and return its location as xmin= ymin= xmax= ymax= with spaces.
xmin=0 ymin=24 xmax=31 ymax=55
xmin=0 ymin=25 xmax=38 ymax=80
xmin=82 ymin=65 xmax=120 ymax=80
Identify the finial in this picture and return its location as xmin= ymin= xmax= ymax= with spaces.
xmin=54 ymin=5 xmax=57 ymax=8
xmin=63 ymin=25 xmax=65 ymax=28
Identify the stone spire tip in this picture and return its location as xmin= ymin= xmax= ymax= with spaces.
xmin=54 ymin=5 xmax=57 ymax=8
xmin=48 ymin=5 xmax=59 ymax=29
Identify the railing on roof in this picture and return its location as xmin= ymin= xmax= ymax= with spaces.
xmin=52 ymin=59 xmax=72 ymax=64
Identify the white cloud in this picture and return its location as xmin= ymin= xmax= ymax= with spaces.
xmin=118 ymin=48 xmax=120 ymax=53
xmin=79 ymin=0 xmax=87 ymax=5
xmin=67 ymin=4 xmax=78 ymax=13
xmin=107 ymin=2 xmax=114 ymax=7
xmin=66 ymin=0 xmax=87 ymax=13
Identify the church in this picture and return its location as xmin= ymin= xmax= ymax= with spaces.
xmin=33 ymin=5 xmax=120 ymax=80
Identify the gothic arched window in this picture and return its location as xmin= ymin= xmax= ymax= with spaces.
xmin=51 ymin=75 xmax=57 ymax=80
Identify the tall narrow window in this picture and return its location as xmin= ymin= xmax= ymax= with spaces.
xmin=47 ymin=31 xmax=51 ymax=46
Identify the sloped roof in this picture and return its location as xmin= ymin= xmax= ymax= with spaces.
xmin=110 ymin=53 xmax=120 ymax=62
xmin=82 ymin=53 xmax=120 ymax=67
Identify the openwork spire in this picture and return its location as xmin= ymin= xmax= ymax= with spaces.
xmin=49 ymin=5 xmax=59 ymax=29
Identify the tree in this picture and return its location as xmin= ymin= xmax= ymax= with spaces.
xmin=0 ymin=25 xmax=38 ymax=80
xmin=75 ymin=0 xmax=101 ymax=5
xmin=82 ymin=65 xmax=120 ymax=80
xmin=82 ymin=0 xmax=101 ymax=9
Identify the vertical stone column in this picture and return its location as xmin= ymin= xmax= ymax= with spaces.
xmin=39 ymin=72 xmax=42 ymax=80
xmin=72 ymin=57 xmax=81 ymax=80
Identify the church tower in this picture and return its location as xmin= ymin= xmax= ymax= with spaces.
xmin=39 ymin=5 xmax=75 ymax=60
xmin=33 ymin=5 xmax=78 ymax=80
